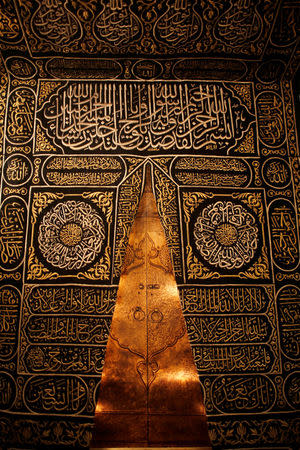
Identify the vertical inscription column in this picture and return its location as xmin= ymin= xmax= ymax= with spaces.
xmin=0 ymin=59 xmax=37 ymax=425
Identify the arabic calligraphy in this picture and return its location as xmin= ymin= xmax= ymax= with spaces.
xmin=23 ymin=345 xmax=106 ymax=375
xmin=283 ymin=80 xmax=298 ymax=157
xmin=186 ymin=316 xmax=271 ymax=344
xmin=0 ymin=15 xmax=299 ymax=443
xmin=46 ymin=58 xmax=122 ymax=79
xmin=269 ymin=199 xmax=299 ymax=270
xmin=19 ymin=285 xmax=116 ymax=375
xmin=39 ymin=81 xmax=254 ymax=154
xmin=0 ymin=372 xmax=16 ymax=409
xmin=3 ymin=155 xmax=32 ymax=186
xmin=27 ymin=190 xmax=113 ymax=282
xmin=183 ymin=190 xmax=270 ymax=282
xmin=14 ymin=0 xmax=280 ymax=59
xmin=256 ymin=92 xmax=285 ymax=147
xmin=153 ymin=168 xmax=183 ymax=279
xmin=24 ymin=376 xmax=87 ymax=413
xmin=212 ymin=376 xmax=275 ymax=413
xmin=277 ymin=286 xmax=300 ymax=360
xmin=215 ymin=0 xmax=262 ymax=47
xmin=179 ymin=286 xmax=269 ymax=314
xmin=6 ymin=57 xmax=37 ymax=79
xmin=132 ymin=60 xmax=163 ymax=80
xmin=0 ymin=286 xmax=20 ymax=360
xmin=284 ymin=373 xmax=300 ymax=409
xmin=25 ymin=316 xmax=111 ymax=345
xmin=174 ymin=156 xmax=248 ymax=172
xmin=113 ymin=168 xmax=143 ymax=280
xmin=173 ymin=59 xmax=247 ymax=81
xmin=93 ymin=0 xmax=142 ymax=47
xmin=43 ymin=156 xmax=124 ymax=186
xmin=262 ymin=158 xmax=291 ymax=189
xmin=193 ymin=200 xmax=260 ymax=271
xmin=32 ymin=0 xmax=82 ymax=46
xmin=154 ymin=1 xmax=202 ymax=47
xmin=174 ymin=171 xmax=248 ymax=187
xmin=7 ymin=88 xmax=35 ymax=144
xmin=256 ymin=60 xmax=286 ymax=83
xmin=0 ymin=58 xmax=7 ymax=167
xmin=37 ymin=200 xmax=106 ymax=272
xmin=172 ymin=156 xmax=250 ymax=187
xmin=193 ymin=345 xmax=274 ymax=373
xmin=0 ymin=197 xmax=26 ymax=270
xmin=271 ymin=4 xmax=299 ymax=47
xmin=0 ymin=2 xmax=21 ymax=42
xmin=26 ymin=286 xmax=116 ymax=315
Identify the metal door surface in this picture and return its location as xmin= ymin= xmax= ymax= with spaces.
xmin=92 ymin=166 xmax=211 ymax=449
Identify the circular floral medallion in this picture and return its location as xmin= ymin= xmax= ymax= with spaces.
xmin=38 ymin=200 xmax=105 ymax=271
xmin=193 ymin=200 xmax=259 ymax=270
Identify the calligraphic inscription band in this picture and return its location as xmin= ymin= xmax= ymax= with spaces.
xmin=24 ymin=376 xmax=87 ymax=414
xmin=31 ymin=0 xmax=82 ymax=47
xmin=178 ymin=284 xmax=279 ymax=378
xmin=0 ymin=1 xmax=22 ymax=43
xmin=0 ymin=372 xmax=16 ymax=410
xmin=212 ymin=375 xmax=276 ymax=413
xmin=269 ymin=199 xmax=299 ymax=271
xmin=18 ymin=286 xmax=116 ymax=376
xmin=38 ymin=81 xmax=255 ymax=155
xmin=46 ymin=58 xmax=122 ymax=79
xmin=277 ymin=285 xmax=300 ymax=360
xmin=14 ymin=0 xmax=278 ymax=57
xmin=0 ymin=197 xmax=27 ymax=271
xmin=179 ymin=286 xmax=270 ymax=314
xmin=7 ymin=88 xmax=35 ymax=144
xmin=153 ymin=168 xmax=183 ymax=281
xmin=113 ymin=167 xmax=143 ymax=280
xmin=42 ymin=156 xmax=124 ymax=186
xmin=0 ymin=286 xmax=20 ymax=360
xmin=24 ymin=285 xmax=116 ymax=315
xmin=173 ymin=59 xmax=247 ymax=81
xmin=172 ymin=156 xmax=250 ymax=188
xmin=23 ymin=345 xmax=107 ymax=375
xmin=193 ymin=345 xmax=274 ymax=374
xmin=284 ymin=373 xmax=300 ymax=409
xmin=186 ymin=315 xmax=271 ymax=344
xmin=256 ymin=92 xmax=286 ymax=147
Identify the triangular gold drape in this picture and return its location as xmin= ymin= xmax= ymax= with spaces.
xmin=91 ymin=165 xmax=211 ymax=449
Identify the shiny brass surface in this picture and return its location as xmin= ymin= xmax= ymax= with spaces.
xmin=92 ymin=166 xmax=211 ymax=448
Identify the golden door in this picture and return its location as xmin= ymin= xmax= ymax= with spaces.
xmin=92 ymin=166 xmax=211 ymax=449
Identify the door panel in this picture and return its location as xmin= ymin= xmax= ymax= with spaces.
xmin=92 ymin=165 xmax=211 ymax=448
